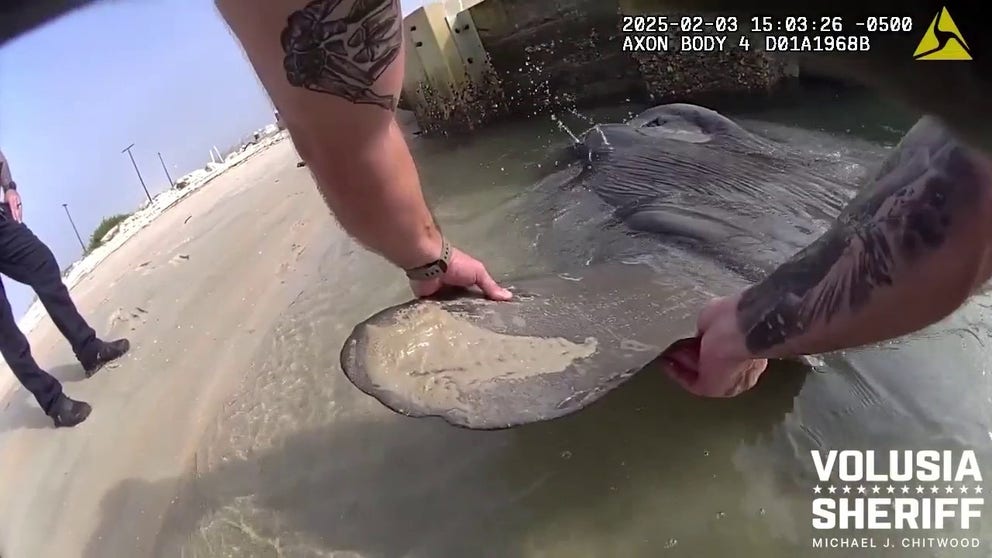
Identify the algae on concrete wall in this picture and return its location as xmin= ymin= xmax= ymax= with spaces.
xmin=402 ymin=0 xmax=789 ymax=136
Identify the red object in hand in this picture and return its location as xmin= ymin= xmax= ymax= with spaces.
xmin=660 ymin=336 xmax=702 ymax=385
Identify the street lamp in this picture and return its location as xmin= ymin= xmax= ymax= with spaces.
xmin=157 ymin=151 xmax=174 ymax=187
xmin=121 ymin=143 xmax=153 ymax=203
xmin=62 ymin=203 xmax=86 ymax=252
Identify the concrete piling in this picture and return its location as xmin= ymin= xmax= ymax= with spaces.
xmin=401 ymin=2 xmax=507 ymax=135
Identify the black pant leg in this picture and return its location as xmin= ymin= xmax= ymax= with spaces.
xmin=0 ymin=276 xmax=62 ymax=412
xmin=0 ymin=218 xmax=98 ymax=362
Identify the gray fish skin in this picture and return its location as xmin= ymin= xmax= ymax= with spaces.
xmin=342 ymin=103 xmax=878 ymax=429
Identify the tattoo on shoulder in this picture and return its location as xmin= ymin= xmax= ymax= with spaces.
xmin=281 ymin=0 xmax=402 ymax=110
xmin=737 ymin=117 xmax=989 ymax=353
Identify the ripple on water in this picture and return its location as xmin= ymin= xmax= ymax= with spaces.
xmin=165 ymin=181 xmax=544 ymax=555
xmin=163 ymin=238 xmax=410 ymax=555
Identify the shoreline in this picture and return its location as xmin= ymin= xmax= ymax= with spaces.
xmin=0 ymin=130 xmax=292 ymax=407
xmin=15 ymin=130 xmax=291 ymax=335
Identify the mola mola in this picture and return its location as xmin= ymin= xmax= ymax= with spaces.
xmin=340 ymin=103 xmax=892 ymax=429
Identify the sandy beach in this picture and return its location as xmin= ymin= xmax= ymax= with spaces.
xmin=0 ymin=136 xmax=398 ymax=556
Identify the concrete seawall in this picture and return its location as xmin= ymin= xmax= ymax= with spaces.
xmin=401 ymin=0 xmax=792 ymax=135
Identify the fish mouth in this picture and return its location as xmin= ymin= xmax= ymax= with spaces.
xmin=571 ymin=123 xmax=697 ymax=162
xmin=572 ymin=106 xmax=729 ymax=162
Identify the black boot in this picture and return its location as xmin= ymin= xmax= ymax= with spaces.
xmin=47 ymin=393 xmax=91 ymax=428
xmin=81 ymin=338 xmax=130 ymax=377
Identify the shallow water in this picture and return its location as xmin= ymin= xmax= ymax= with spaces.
xmin=151 ymin=86 xmax=992 ymax=557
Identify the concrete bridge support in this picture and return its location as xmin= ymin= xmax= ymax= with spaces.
xmin=400 ymin=0 xmax=789 ymax=135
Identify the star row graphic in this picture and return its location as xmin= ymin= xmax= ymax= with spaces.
xmin=813 ymin=485 xmax=985 ymax=495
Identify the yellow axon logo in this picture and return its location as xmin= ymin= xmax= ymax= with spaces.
xmin=913 ymin=7 xmax=972 ymax=60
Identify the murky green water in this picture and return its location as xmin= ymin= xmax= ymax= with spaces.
xmin=150 ymin=84 xmax=992 ymax=557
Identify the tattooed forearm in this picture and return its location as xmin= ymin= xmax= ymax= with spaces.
xmin=281 ymin=0 xmax=402 ymax=110
xmin=737 ymin=116 xmax=991 ymax=355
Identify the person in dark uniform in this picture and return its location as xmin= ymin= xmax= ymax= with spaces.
xmin=0 ymin=149 xmax=130 ymax=427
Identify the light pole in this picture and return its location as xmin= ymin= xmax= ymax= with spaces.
xmin=62 ymin=203 xmax=86 ymax=252
xmin=121 ymin=143 xmax=152 ymax=203
xmin=157 ymin=151 xmax=174 ymax=187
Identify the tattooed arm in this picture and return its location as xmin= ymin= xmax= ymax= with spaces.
xmin=665 ymin=117 xmax=992 ymax=397
xmin=217 ymin=0 xmax=510 ymax=299
xmin=215 ymin=0 xmax=443 ymax=270
xmin=739 ymin=117 xmax=992 ymax=359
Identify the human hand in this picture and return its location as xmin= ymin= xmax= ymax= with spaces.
xmin=410 ymin=248 xmax=513 ymax=301
xmin=6 ymin=190 xmax=22 ymax=223
xmin=661 ymin=293 xmax=768 ymax=397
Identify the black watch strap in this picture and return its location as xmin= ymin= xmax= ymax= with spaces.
xmin=405 ymin=237 xmax=452 ymax=280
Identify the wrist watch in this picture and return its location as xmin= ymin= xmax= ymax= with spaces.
xmin=405 ymin=236 xmax=452 ymax=280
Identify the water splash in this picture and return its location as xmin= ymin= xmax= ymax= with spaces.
xmin=551 ymin=114 xmax=581 ymax=144
xmin=568 ymin=108 xmax=597 ymax=124
xmin=596 ymin=126 xmax=610 ymax=147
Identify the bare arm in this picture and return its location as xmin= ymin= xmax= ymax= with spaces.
xmin=737 ymin=116 xmax=992 ymax=359
xmin=215 ymin=0 xmax=442 ymax=270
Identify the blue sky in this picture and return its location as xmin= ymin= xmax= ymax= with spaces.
xmin=0 ymin=0 xmax=428 ymax=319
